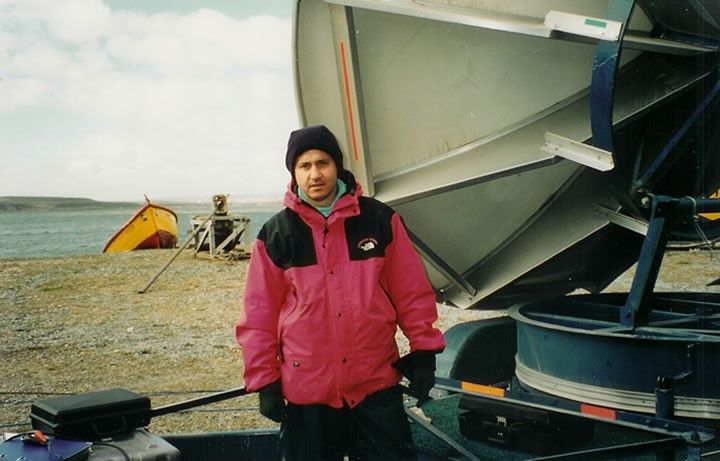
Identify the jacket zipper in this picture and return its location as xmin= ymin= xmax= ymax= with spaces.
xmin=296 ymin=199 xmax=330 ymax=248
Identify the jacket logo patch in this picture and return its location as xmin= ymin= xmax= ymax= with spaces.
xmin=358 ymin=238 xmax=378 ymax=252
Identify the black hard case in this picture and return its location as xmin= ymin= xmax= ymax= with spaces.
xmin=30 ymin=388 xmax=151 ymax=439
xmin=458 ymin=395 xmax=594 ymax=454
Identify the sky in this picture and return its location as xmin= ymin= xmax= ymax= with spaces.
xmin=0 ymin=0 xmax=298 ymax=202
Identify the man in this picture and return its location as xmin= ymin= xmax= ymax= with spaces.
xmin=236 ymin=125 xmax=446 ymax=460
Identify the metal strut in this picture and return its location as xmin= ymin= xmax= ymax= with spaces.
xmin=634 ymin=78 xmax=720 ymax=190
xmin=622 ymin=195 xmax=720 ymax=328
xmin=589 ymin=0 xmax=635 ymax=155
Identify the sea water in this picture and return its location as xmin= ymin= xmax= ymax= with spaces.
xmin=0 ymin=205 xmax=278 ymax=259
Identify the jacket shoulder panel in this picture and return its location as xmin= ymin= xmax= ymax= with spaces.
xmin=258 ymin=208 xmax=317 ymax=269
xmin=344 ymin=197 xmax=394 ymax=261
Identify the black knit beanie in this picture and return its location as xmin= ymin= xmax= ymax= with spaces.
xmin=285 ymin=125 xmax=344 ymax=174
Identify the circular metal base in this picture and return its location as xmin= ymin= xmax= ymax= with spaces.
xmin=515 ymin=358 xmax=720 ymax=419
xmin=510 ymin=292 xmax=720 ymax=420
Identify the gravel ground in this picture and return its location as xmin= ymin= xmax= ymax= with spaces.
xmin=1 ymin=248 xmax=719 ymax=436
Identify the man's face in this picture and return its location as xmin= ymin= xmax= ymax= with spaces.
xmin=294 ymin=149 xmax=338 ymax=207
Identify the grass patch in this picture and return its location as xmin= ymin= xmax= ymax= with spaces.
xmin=37 ymin=282 xmax=63 ymax=291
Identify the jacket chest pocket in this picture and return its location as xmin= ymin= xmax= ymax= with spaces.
xmin=345 ymin=218 xmax=391 ymax=261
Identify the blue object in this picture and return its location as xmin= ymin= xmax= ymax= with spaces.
xmin=0 ymin=437 xmax=91 ymax=461
xmin=589 ymin=0 xmax=634 ymax=153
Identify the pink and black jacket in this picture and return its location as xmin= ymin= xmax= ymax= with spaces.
xmin=236 ymin=172 xmax=446 ymax=408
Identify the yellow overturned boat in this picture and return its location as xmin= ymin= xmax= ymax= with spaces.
xmin=102 ymin=197 xmax=178 ymax=253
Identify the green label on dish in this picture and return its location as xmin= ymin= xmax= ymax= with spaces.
xmin=584 ymin=18 xmax=607 ymax=28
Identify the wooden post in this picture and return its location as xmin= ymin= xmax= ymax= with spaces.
xmin=138 ymin=213 xmax=213 ymax=294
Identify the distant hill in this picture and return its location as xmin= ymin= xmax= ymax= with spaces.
xmin=0 ymin=196 xmax=137 ymax=212
xmin=0 ymin=196 xmax=283 ymax=213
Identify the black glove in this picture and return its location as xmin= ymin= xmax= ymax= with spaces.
xmin=258 ymin=380 xmax=285 ymax=422
xmin=393 ymin=350 xmax=437 ymax=406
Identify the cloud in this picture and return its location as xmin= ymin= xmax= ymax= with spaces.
xmin=0 ymin=77 xmax=50 ymax=112
xmin=107 ymin=10 xmax=290 ymax=74
xmin=44 ymin=0 xmax=113 ymax=44
xmin=0 ymin=0 xmax=298 ymax=201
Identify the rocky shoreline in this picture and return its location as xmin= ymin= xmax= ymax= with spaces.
xmin=1 ymin=249 xmax=718 ymax=435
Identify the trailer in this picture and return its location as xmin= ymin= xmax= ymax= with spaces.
xmin=6 ymin=1 xmax=720 ymax=459
xmin=289 ymin=0 xmax=720 ymax=455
